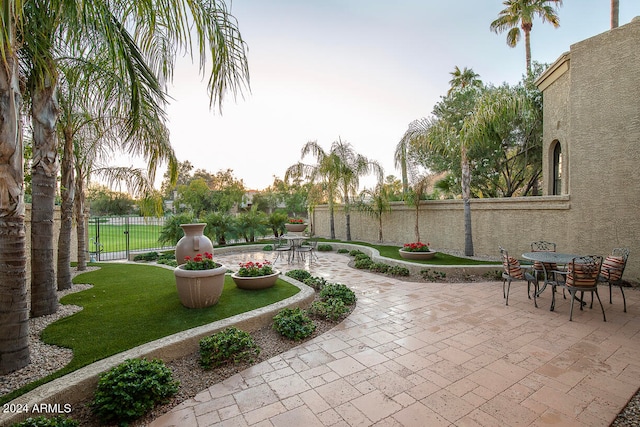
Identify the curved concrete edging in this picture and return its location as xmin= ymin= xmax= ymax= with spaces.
xmin=0 ymin=270 xmax=314 ymax=426
xmin=327 ymin=242 xmax=502 ymax=277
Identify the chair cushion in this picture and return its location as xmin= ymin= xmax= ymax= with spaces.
xmin=533 ymin=261 xmax=558 ymax=272
xmin=566 ymin=263 xmax=599 ymax=287
xmin=503 ymin=256 xmax=524 ymax=279
xmin=601 ymin=256 xmax=625 ymax=281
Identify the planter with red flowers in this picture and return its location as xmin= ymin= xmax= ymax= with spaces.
xmin=398 ymin=242 xmax=437 ymax=260
xmin=174 ymin=252 xmax=226 ymax=308
xmin=284 ymin=217 xmax=308 ymax=233
xmin=231 ymin=260 xmax=280 ymax=290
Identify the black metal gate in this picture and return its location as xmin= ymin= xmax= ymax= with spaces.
xmin=88 ymin=216 xmax=173 ymax=261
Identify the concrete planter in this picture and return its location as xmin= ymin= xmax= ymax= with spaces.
xmin=285 ymin=223 xmax=307 ymax=232
xmin=231 ymin=270 xmax=280 ymax=290
xmin=399 ymin=249 xmax=437 ymax=260
xmin=174 ymin=264 xmax=226 ymax=308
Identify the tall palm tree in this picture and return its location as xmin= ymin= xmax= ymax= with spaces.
xmin=285 ymin=141 xmax=340 ymax=239
xmin=357 ymin=183 xmax=392 ymax=243
xmin=394 ymin=131 xmax=414 ymax=198
xmin=611 ymin=0 xmax=619 ymax=28
xmin=0 ymin=0 xmax=30 ymax=374
xmin=447 ymin=66 xmax=482 ymax=95
xmin=490 ymin=0 xmax=563 ymax=72
xmin=19 ymin=0 xmax=249 ymax=317
xmin=332 ymin=139 xmax=383 ymax=241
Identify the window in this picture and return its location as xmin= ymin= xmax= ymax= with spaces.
xmin=553 ymin=142 xmax=562 ymax=195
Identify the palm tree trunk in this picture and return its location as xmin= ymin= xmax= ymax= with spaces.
xmin=344 ymin=191 xmax=351 ymax=241
xmin=414 ymin=204 xmax=421 ymax=243
xmin=0 ymin=47 xmax=30 ymax=374
xmin=328 ymin=200 xmax=336 ymax=239
xmin=74 ymin=168 xmax=88 ymax=271
xmin=524 ymin=28 xmax=532 ymax=73
xmin=57 ymin=129 xmax=75 ymax=290
xmin=30 ymin=82 xmax=60 ymax=317
xmin=461 ymin=147 xmax=474 ymax=256
xmin=611 ymin=0 xmax=619 ymax=28
xmin=378 ymin=216 xmax=383 ymax=242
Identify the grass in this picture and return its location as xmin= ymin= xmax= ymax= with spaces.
xmin=88 ymin=223 xmax=168 ymax=253
xmin=319 ymin=239 xmax=499 ymax=265
xmin=1 ymin=263 xmax=298 ymax=404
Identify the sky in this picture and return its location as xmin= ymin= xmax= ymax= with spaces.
xmin=151 ymin=0 xmax=640 ymax=191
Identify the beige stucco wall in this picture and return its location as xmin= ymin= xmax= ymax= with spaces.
xmin=312 ymin=18 xmax=640 ymax=282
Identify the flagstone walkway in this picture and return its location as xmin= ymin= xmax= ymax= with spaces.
xmin=150 ymin=250 xmax=640 ymax=426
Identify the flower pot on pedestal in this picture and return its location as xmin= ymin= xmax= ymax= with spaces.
xmin=176 ymin=223 xmax=214 ymax=265
xmin=231 ymin=270 xmax=280 ymax=290
xmin=174 ymin=264 xmax=226 ymax=308
xmin=399 ymin=249 xmax=437 ymax=260
xmin=285 ymin=223 xmax=307 ymax=232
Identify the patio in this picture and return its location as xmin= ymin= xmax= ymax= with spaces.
xmin=151 ymin=250 xmax=640 ymax=426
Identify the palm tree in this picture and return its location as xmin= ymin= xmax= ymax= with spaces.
xmin=0 ymin=0 xmax=30 ymax=374
xmin=357 ymin=183 xmax=392 ymax=242
xmin=394 ymin=131 xmax=414 ymax=198
xmin=611 ymin=0 xmax=619 ymax=28
xmin=448 ymin=66 xmax=482 ymax=95
xmin=490 ymin=0 xmax=563 ymax=72
xmin=331 ymin=139 xmax=384 ymax=241
xmin=19 ymin=0 xmax=249 ymax=317
xmin=285 ymin=141 xmax=340 ymax=239
xmin=404 ymin=174 xmax=433 ymax=243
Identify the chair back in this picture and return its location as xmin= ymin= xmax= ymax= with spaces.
xmin=500 ymin=246 xmax=524 ymax=279
xmin=530 ymin=241 xmax=558 ymax=272
xmin=601 ymin=248 xmax=629 ymax=281
xmin=566 ymin=256 xmax=603 ymax=288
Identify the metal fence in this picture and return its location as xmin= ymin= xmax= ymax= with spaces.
xmin=88 ymin=216 xmax=173 ymax=261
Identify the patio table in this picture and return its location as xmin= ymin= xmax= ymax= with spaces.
xmin=282 ymin=234 xmax=306 ymax=263
xmin=522 ymin=251 xmax=584 ymax=310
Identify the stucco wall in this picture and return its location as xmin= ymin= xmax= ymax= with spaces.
xmin=312 ymin=18 xmax=640 ymax=282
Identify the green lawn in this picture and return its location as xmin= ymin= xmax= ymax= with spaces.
xmin=1 ymin=263 xmax=298 ymax=404
xmin=88 ymin=223 xmax=168 ymax=253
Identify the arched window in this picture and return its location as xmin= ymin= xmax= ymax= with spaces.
xmin=553 ymin=142 xmax=562 ymax=195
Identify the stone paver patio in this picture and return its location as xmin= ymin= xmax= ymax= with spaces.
xmin=150 ymin=250 xmax=640 ymax=426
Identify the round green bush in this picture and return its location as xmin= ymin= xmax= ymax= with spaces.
xmin=354 ymin=258 xmax=373 ymax=269
xmin=272 ymin=307 xmax=316 ymax=340
xmin=91 ymin=358 xmax=179 ymax=425
xmin=303 ymin=276 xmax=327 ymax=291
xmin=319 ymin=283 xmax=357 ymax=305
xmin=317 ymin=244 xmax=333 ymax=251
xmin=349 ymin=249 xmax=365 ymax=256
xmin=285 ymin=269 xmax=312 ymax=282
xmin=199 ymin=327 xmax=261 ymax=369
xmin=354 ymin=253 xmax=371 ymax=261
xmin=337 ymin=248 xmax=349 ymax=254
xmin=388 ymin=265 xmax=410 ymax=276
xmin=369 ymin=262 xmax=389 ymax=273
xmin=308 ymin=298 xmax=349 ymax=321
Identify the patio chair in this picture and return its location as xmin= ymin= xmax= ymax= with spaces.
xmin=530 ymin=240 xmax=562 ymax=298
xmin=499 ymin=246 xmax=538 ymax=307
xmin=598 ymin=248 xmax=630 ymax=312
xmin=273 ymin=237 xmax=292 ymax=264
xmin=296 ymin=238 xmax=318 ymax=264
xmin=552 ymin=255 xmax=605 ymax=321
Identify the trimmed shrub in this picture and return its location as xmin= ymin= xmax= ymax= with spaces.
xmin=387 ymin=265 xmax=410 ymax=276
xmin=11 ymin=416 xmax=78 ymax=427
xmin=349 ymin=249 xmax=365 ymax=256
xmin=133 ymin=251 xmax=159 ymax=262
xmin=309 ymin=298 xmax=348 ymax=321
xmin=369 ymin=262 xmax=389 ymax=273
xmin=285 ymin=269 xmax=312 ymax=282
xmin=354 ymin=253 xmax=370 ymax=262
xmin=91 ymin=358 xmax=179 ymax=425
xmin=317 ymin=244 xmax=333 ymax=251
xmin=319 ymin=283 xmax=357 ymax=305
xmin=354 ymin=258 xmax=373 ymax=269
xmin=199 ymin=327 xmax=261 ymax=369
xmin=420 ymin=269 xmax=447 ymax=281
xmin=303 ymin=276 xmax=327 ymax=291
xmin=337 ymin=248 xmax=349 ymax=254
xmin=262 ymin=244 xmax=274 ymax=251
xmin=272 ymin=307 xmax=316 ymax=340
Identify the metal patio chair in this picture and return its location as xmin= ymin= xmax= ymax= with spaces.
xmin=598 ymin=248 xmax=630 ymax=312
xmin=499 ymin=246 xmax=538 ymax=307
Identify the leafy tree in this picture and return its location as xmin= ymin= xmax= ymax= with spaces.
xmin=177 ymin=178 xmax=214 ymax=217
xmin=87 ymin=185 xmax=136 ymax=216
xmin=160 ymin=161 xmax=194 ymax=199
xmin=490 ymin=0 xmax=563 ymax=72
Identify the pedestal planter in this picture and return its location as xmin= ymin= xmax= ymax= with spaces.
xmin=174 ymin=264 xmax=226 ymax=308
xmin=399 ymin=249 xmax=437 ymax=260
xmin=176 ymin=223 xmax=214 ymax=265
xmin=231 ymin=270 xmax=280 ymax=290
xmin=285 ymin=223 xmax=307 ymax=232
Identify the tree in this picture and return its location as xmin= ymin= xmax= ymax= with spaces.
xmin=611 ymin=0 xmax=619 ymax=28
xmin=0 ymin=0 xmax=30 ymax=374
xmin=356 ymin=183 xmax=392 ymax=242
xmin=203 ymin=211 xmax=235 ymax=245
xmin=490 ymin=0 xmax=563 ymax=72
xmin=448 ymin=66 xmax=482 ymax=95
xmin=332 ymin=139 xmax=384 ymax=241
xmin=285 ymin=141 xmax=340 ymax=239
xmin=235 ymin=206 xmax=269 ymax=243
